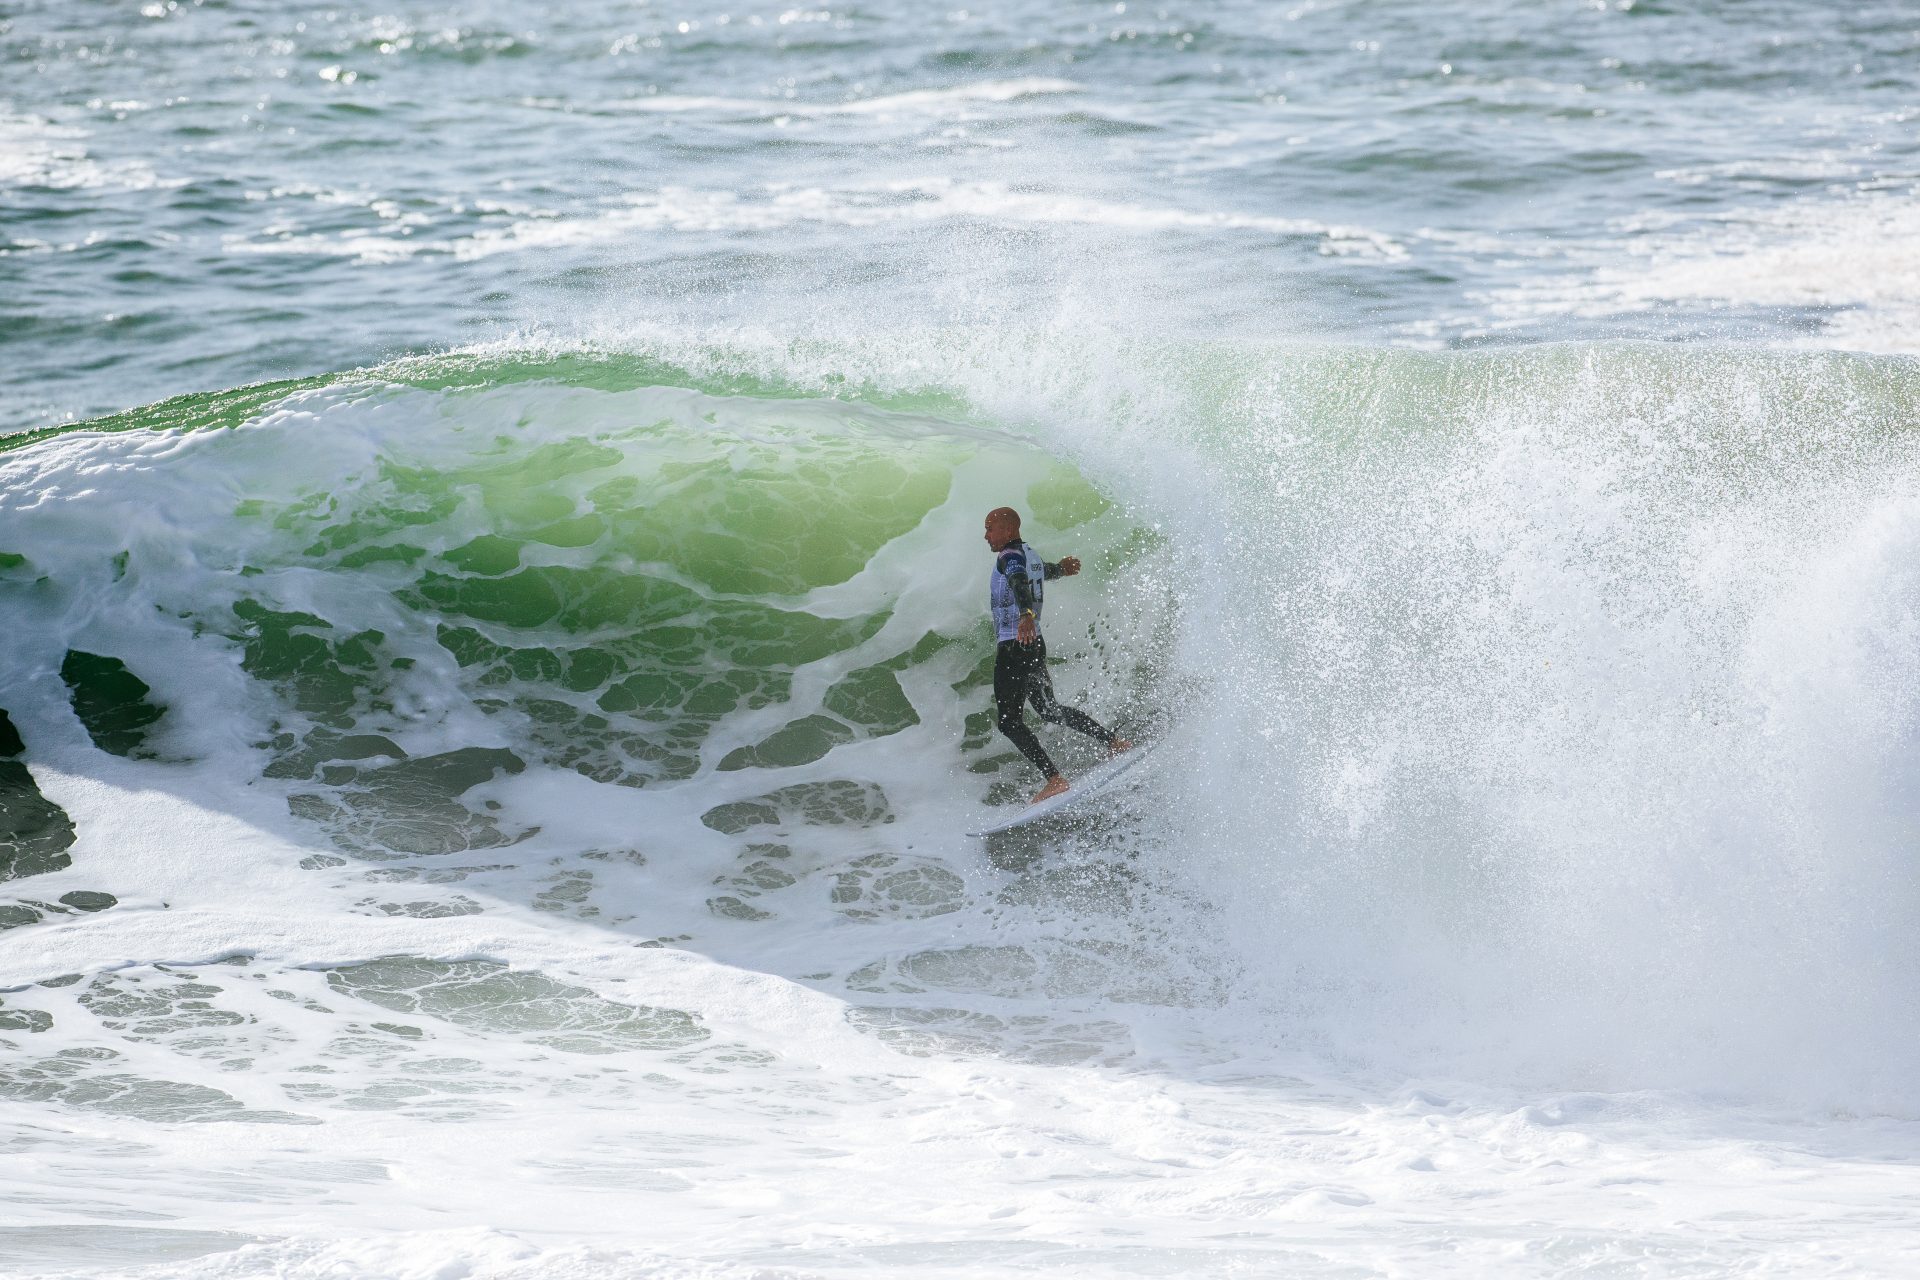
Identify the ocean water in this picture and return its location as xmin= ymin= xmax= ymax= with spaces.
xmin=5 ymin=2 xmax=1920 ymax=1277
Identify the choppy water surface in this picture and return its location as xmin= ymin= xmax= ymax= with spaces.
xmin=5 ymin=3 xmax=1920 ymax=1278
xmin=8 ymin=0 xmax=1920 ymax=427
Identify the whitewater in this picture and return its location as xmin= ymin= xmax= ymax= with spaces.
xmin=6 ymin=2 xmax=1920 ymax=1277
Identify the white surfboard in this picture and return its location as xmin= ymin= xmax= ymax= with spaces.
xmin=967 ymin=739 xmax=1164 ymax=838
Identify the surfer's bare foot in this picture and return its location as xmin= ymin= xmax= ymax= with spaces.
xmin=1031 ymin=775 xmax=1070 ymax=804
xmin=1108 ymin=737 xmax=1133 ymax=756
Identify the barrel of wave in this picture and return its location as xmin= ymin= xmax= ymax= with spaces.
xmin=0 ymin=371 xmax=1160 ymax=877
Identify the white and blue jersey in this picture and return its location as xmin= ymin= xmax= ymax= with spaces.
xmin=989 ymin=540 xmax=1058 ymax=642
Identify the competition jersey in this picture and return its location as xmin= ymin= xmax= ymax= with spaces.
xmin=989 ymin=540 xmax=1050 ymax=642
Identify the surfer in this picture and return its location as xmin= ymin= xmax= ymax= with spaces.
xmin=984 ymin=506 xmax=1131 ymax=804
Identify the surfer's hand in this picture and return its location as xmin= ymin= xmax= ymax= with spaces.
xmin=1057 ymin=557 xmax=1081 ymax=576
xmin=1017 ymin=615 xmax=1037 ymax=645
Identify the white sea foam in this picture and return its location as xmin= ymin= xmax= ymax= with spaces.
xmin=220 ymin=178 xmax=1404 ymax=265
xmin=0 ymin=113 xmax=173 ymax=193
xmin=563 ymin=77 xmax=1085 ymax=119
xmin=1474 ymin=189 xmax=1920 ymax=354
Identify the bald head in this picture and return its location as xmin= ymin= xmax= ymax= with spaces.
xmin=983 ymin=507 xmax=1022 ymax=552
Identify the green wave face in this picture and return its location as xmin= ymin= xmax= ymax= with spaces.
xmin=256 ymin=399 xmax=962 ymax=791
xmin=0 ymin=363 xmax=1149 ymax=868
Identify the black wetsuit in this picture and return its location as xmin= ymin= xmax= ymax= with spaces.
xmin=990 ymin=540 xmax=1118 ymax=779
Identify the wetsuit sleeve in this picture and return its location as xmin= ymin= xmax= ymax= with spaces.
xmin=1042 ymin=560 xmax=1064 ymax=581
xmin=1000 ymin=549 xmax=1040 ymax=613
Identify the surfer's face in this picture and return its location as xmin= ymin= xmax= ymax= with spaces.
xmin=984 ymin=511 xmax=1018 ymax=551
